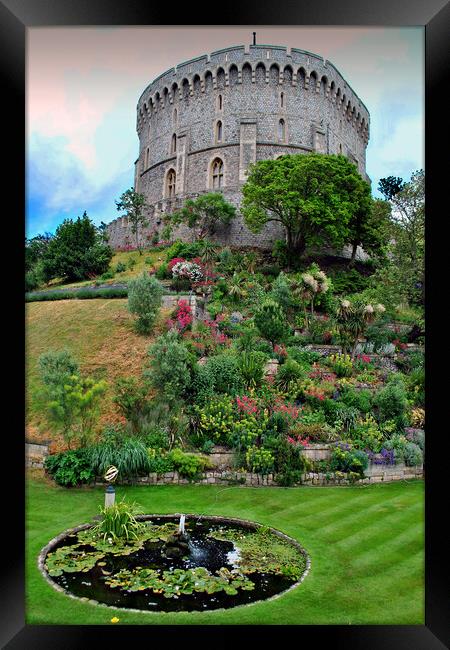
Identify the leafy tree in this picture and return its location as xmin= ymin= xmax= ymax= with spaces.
xmin=347 ymin=197 xmax=391 ymax=265
xmin=115 ymin=188 xmax=149 ymax=254
xmin=144 ymin=330 xmax=195 ymax=402
xmin=127 ymin=273 xmax=164 ymax=334
xmin=378 ymin=170 xmax=425 ymax=304
xmin=241 ymin=153 xmax=371 ymax=261
xmin=167 ymin=193 xmax=236 ymax=240
xmin=38 ymin=350 xmax=107 ymax=448
xmin=254 ymin=299 xmax=289 ymax=347
xmin=25 ymin=232 xmax=53 ymax=272
xmin=39 ymin=212 xmax=112 ymax=282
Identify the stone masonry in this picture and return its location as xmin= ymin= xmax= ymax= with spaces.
xmin=107 ymin=44 xmax=370 ymax=250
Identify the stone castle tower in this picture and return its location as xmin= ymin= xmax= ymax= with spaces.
xmin=106 ymin=43 xmax=370 ymax=250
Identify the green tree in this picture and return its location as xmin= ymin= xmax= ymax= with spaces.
xmin=254 ymin=299 xmax=289 ymax=348
xmin=378 ymin=170 xmax=425 ymax=304
xmin=38 ymin=350 xmax=107 ymax=448
xmin=40 ymin=213 xmax=112 ymax=282
xmin=347 ymin=197 xmax=391 ymax=265
xmin=115 ymin=188 xmax=149 ymax=254
xmin=145 ymin=330 xmax=194 ymax=402
xmin=241 ymin=153 xmax=371 ymax=261
xmin=127 ymin=273 xmax=164 ymax=334
xmin=168 ymin=193 xmax=236 ymax=240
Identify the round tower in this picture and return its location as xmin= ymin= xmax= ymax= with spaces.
xmin=107 ymin=44 xmax=370 ymax=249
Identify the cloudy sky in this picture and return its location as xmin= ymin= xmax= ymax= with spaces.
xmin=26 ymin=26 xmax=424 ymax=238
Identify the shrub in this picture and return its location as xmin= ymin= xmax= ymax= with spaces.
xmin=143 ymin=426 xmax=171 ymax=451
xmin=275 ymin=359 xmax=304 ymax=392
xmin=254 ymin=299 xmax=289 ymax=347
xmin=339 ymin=387 xmax=373 ymax=414
xmin=403 ymin=442 xmax=423 ymax=467
xmin=38 ymin=349 xmax=79 ymax=388
xmin=383 ymin=434 xmax=409 ymax=463
xmin=330 ymin=444 xmax=369 ymax=476
xmin=44 ymin=448 xmax=95 ymax=487
xmin=100 ymin=270 xmax=115 ymax=281
xmin=245 ymin=446 xmax=275 ymax=475
xmin=350 ymin=415 xmax=384 ymax=452
xmin=165 ymin=240 xmax=202 ymax=261
xmin=405 ymin=427 xmax=425 ymax=451
xmin=112 ymin=377 xmax=149 ymax=431
xmin=169 ymin=448 xmax=211 ymax=480
xmin=193 ymin=396 xmax=235 ymax=446
xmin=147 ymin=450 xmax=175 ymax=474
xmin=127 ymin=273 xmax=163 ymax=334
xmin=373 ymin=380 xmax=408 ymax=424
xmin=328 ymin=353 xmax=353 ymax=378
xmin=155 ymin=262 xmax=170 ymax=280
xmin=201 ymin=354 xmax=243 ymax=396
xmin=270 ymin=272 xmax=293 ymax=312
xmin=145 ymin=330 xmax=195 ymax=402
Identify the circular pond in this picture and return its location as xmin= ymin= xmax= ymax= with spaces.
xmin=39 ymin=514 xmax=310 ymax=613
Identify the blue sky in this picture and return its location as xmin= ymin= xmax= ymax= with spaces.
xmin=26 ymin=26 xmax=424 ymax=238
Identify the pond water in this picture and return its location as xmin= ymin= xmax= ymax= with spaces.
xmin=44 ymin=516 xmax=308 ymax=612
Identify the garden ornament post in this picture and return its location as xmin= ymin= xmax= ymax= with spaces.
xmin=104 ymin=465 xmax=118 ymax=508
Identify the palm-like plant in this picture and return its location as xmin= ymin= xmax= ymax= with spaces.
xmin=198 ymin=239 xmax=218 ymax=269
xmin=228 ymin=273 xmax=248 ymax=301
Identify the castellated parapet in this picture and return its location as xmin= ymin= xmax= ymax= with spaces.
xmin=107 ymin=44 xmax=370 ymax=250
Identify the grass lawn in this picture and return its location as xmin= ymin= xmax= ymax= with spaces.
xmin=26 ymin=475 xmax=424 ymax=625
xmin=46 ymin=248 xmax=168 ymax=290
xmin=26 ymin=299 xmax=170 ymax=443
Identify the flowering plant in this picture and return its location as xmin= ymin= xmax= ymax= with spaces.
xmin=171 ymin=260 xmax=204 ymax=283
xmin=167 ymin=299 xmax=193 ymax=332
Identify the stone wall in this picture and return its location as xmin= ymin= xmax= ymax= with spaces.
xmin=92 ymin=462 xmax=423 ymax=488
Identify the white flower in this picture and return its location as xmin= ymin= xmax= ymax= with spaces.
xmin=341 ymin=299 xmax=351 ymax=308
xmin=375 ymin=303 xmax=386 ymax=313
xmin=364 ymin=304 xmax=374 ymax=314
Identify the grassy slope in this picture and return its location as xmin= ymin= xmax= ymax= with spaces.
xmin=46 ymin=249 xmax=167 ymax=289
xmin=26 ymin=299 xmax=170 ymax=443
xmin=26 ymin=476 xmax=424 ymax=625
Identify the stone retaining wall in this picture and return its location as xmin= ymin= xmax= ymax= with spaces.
xmin=92 ymin=462 xmax=423 ymax=488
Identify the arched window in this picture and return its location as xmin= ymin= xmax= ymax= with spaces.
xmin=166 ymin=169 xmax=176 ymax=198
xmin=278 ymin=119 xmax=286 ymax=142
xmin=216 ymin=120 xmax=223 ymax=143
xmin=217 ymin=94 xmax=223 ymax=111
xmin=171 ymin=133 xmax=177 ymax=154
xmin=173 ymin=108 xmax=178 ymax=125
xmin=211 ymin=158 xmax=224 ymax=189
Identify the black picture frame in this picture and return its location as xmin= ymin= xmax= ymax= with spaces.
xmin=2 ymin=0 xmax=448 ymax=647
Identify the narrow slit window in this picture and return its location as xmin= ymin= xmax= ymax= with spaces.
xmin=216 ymin=120 xmax=223 ymax=142
xmin=278 ymin=119 xmax=286 ymax=142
